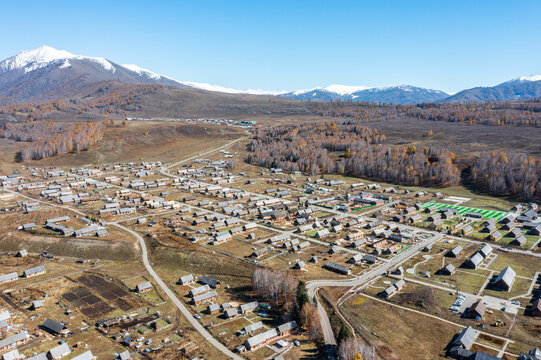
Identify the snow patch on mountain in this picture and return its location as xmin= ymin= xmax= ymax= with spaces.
xmin=122 ymin=64 xmax=163 ymax=80
xmin=181 ymin=81 xmax=287 ymax=95
xmin=323 ymin=84 xmax=372 ymax=95
xmin=59 ymin=59 xmax=71 ymax=69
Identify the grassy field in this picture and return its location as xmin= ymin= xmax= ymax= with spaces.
xmin=486 ymin=252 xmax=540 ymax=278
xmin=423 ymin=202 xmax=507 ymax=219
xmin=0 ymin=121 xmax=246 ymax=174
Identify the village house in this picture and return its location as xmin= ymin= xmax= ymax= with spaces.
xmin=425 ymin=205 xmax=438 ymax=214
xmin=447 ymin=245 xmax=463 ymax=258
xmin=441 ymin=263 xmax=456 ymax=275
xmin=47 ymin=343 xmax=72 ymax=360
xmin=324 ymin=262 xmax=351 ymax=275
xmin=118 ymin=351 xmax=131 ymax=360
xmin=70 ymin=351 xmax=94 ymax=360
xmin=453 ymin=326 xmax=478 ymax=350
xmin=363 ymin=254 xmax=377 ymax=264
xmin=277 ymin=320 xmax=297 ymax=336
xmin=484 ymin=224 xmax=497 ymax=234
xmin=464 ymin=253 xmax=485 ymax=269
xmin=190 ymin=285 xmax=211 ymax=297
xmin=135 ymin=281 xmax=152 ymax=293
xmin=0 ymin=272 xmax=18 ymax=285
xmin=479 ymin=244 xmax=493 ymax=258
xmin=200 ymin=276 xmax=221 ymax=288
xmin=243 ymin=321 xmax=263 ymax=335
xmin=465 ymin=212 xmax=482 ymax=219
xmin=41 ymin=318 xmax=65 ymax=336
xmin=0 ymin=331 xmax=28 ymax=352
xmin=193 ymin=290 xmax=218 ymax=305
xmin=179 ymin=274 xmax=195 ymax=285
xmin=502 ymin=222 xmax=517 ymax=231
xmin=23 ymin=265 xmax=46 ymax=278
xmin=511 ymin=235 xmax=527 ymax=246
xmin=462 ymin=225 xmax=473 ymax=235
xmin=491 ymin=266 xmax=516 ymax=291
xmin=251 ymin=247 xmax=269 ymax=258
xmin=489 ymin=231 xmax=503 ymax=241
xmin=294 ymin=241 xmax=310 ymax=252
xmin=240 ymin=301 xmax=258 ymax=314
xmin=32 ymin=300 xmax=43 ymax=310
xmin=225 ymin=308 xmax=239 ymax=318
xmin=467 ymin=301 xmax=487 ymax=319
xmin=245 ymin=328 xmax=278 ymax=351
xmin=207 ymin=303 xmax=220 ymax=314
xmin=348 ymin=254 xmax=363 ymax=265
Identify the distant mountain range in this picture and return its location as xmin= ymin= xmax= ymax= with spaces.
xmin=0 ymin=46 xmax=540 ymax=106
xmin=277 ymin=85 xmax=449 ymax=104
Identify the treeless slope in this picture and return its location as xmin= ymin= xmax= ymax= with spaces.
xmin=129 ymin=86 xmax=314 ymax=119
xmin=0 ymin=121 xmax=246 ymax=172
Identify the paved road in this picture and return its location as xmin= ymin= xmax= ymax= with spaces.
xmin=306 ymin=233 xmax=442 ymax=358
xmin=10 ymin=134 xmax=539 ymax=359
xmin=7 ymin=138 xmax=247 ymax=360
xmin=162 ymin=136 xmax=247 ymax=171
xmin=112 ymin=223 xmax=242 ymax=360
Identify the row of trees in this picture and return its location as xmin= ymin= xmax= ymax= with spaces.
xmin=252 ymin=267 xmax=298 ymax=309
xmin=252 ymin=268 xmax=322 ymax=340
xmin=0 ymin=120 xmax=103 ymax=161
xmin=247 ymin=123 xmax=460 ymax=186
xmin=309 ymin=98 xmax=541 ymax=127
xmin=471 ymin=152 xmax=540 ymax=201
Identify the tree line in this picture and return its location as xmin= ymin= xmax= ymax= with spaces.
xmin=0 ymin=120 xmax=103 ymax=161
xmin=247 ymin=122 xmax=460 ymax=187
xmin=309 ymin=98 xmax=541 ymax=127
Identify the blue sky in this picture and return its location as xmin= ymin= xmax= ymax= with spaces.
xmin=2 ymin=0 xmax=540 ymax=93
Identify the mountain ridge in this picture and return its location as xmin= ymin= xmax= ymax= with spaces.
xmin=0 ymin=46 xmax=540 ymax=106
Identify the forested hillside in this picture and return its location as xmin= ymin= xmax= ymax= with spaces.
xmin=248 ymin=122 xmax=540 ymax=201
xmin=247 ymin=122 xmax=460 ymax=187
xmin=0 ymin=121 xmax=103 ymax=161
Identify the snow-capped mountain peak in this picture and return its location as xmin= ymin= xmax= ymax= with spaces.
xmin=293 ymin=84 xmax=373 ymax=96
xmin=0 ymin=45 xmax=116 ymax=74
xmin=0 ymin=45 xmax=75 ymax=73
xmin=322 ymin=84 xmax=372 ymax=95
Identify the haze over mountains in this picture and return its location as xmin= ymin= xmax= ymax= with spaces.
xmin=0 ymin=46 xmax=540 ymax=106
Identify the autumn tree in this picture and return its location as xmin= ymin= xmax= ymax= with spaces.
xmin=338 ymin=337 xmax=380 ymax=360
xmin=299 ymin=303 xmax=322 ymax=340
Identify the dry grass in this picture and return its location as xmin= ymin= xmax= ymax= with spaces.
xmin=341 ymin=295 xmax=459 ymax=360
